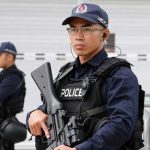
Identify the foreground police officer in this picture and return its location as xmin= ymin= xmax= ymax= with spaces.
xmin=0 ymin=42 xmax=26 ymax=150
xmin=27 ymin=3 xmax=140 ymax=150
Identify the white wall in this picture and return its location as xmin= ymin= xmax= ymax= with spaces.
xmin=0 ymin=0 xmax=150 ymax=53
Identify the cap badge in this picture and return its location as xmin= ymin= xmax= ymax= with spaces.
xmin=98 ymin=16 xmax=106 ymax=25
xmin=75 ymin=4 xmax=87 ymax=14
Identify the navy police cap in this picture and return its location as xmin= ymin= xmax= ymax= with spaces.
xmin=62 ymin=3 xmax=108 ymax=28
xmin=0 ymin=42 xmax=17 ymax=55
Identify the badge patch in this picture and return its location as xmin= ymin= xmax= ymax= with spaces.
xmin=75 ymin=4 xmax=87 ymax=14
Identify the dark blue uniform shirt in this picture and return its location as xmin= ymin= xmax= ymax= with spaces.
xmin=74 ymin=49 xmax=139 ymax=150
xmin=0 ymin=65 xmax=22 ymax=102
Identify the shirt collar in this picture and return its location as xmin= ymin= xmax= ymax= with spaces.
xmin=1 ymin=64 xmax=16 ymax=73
xmin=74 ymin=48 xmax=108 ymax=68
xmin=0 ymin=65 xmax=17 ymax=78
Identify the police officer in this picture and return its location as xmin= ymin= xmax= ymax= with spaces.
xmin=0 ymin=42 xmax=26 ymax=150
xmin=27 ymin=3 xmax=139 ymax=150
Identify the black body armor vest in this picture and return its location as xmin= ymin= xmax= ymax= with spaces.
xmin=0 ymin=66 xmax=26 ymax=121
xmin=56 ymin=76 xmax=107 ymax=140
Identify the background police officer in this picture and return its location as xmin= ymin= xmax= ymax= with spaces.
xmin=27 ymin=3 xmax=139 ymax=150
xmin=0 ymin=42 xmax=26 ymax=150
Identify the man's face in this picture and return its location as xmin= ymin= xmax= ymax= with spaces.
xmin=68 ymin=18 xmax=106 ymax=62
xmin=0 ymin=52 xmax=10 ymax=68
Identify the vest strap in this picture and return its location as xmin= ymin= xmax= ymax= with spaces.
xmin=93 ymin=57 xmax=131 ymax=79
xmin=56 ymin=66 xmax=74 ymax=82
xmin=79 ymin=105 xmax=107 ymax=120
xmin=54 ymin=61 xmax=75 ymax=83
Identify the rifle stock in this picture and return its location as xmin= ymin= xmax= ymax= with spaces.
xmin=31 ymin=62 xmax=80 ymax=149
xmin=31 ymin=62 xmax=62 ymax=114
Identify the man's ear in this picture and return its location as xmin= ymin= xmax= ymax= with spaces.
xmin=102 ymin=33 xmax=107 ymax=40
xmin=7 ymin=53 xmax=14 ymax=61
xmin=103 ymin=29 xmax=110 ymax=41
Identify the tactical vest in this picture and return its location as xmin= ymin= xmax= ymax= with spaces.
xmin=54 ymin=57 xmax=144 ymax=150
xmin=0 ymin=67 xmax=26 ymax=121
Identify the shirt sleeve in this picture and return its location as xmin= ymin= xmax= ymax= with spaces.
xmin=76 ymin=67 xmax=139 ymax=150
xmin=0 ymin=73 xmax=22 ymax=102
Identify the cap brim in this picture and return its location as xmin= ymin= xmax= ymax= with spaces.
xmin=62 ymin=15 xmax=98 ymax=25
xmin=4 ymin=49 xmax=17 ymax=55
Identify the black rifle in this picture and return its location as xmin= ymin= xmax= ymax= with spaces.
xmin=31 ymin=62 xmax=80 ymax=150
